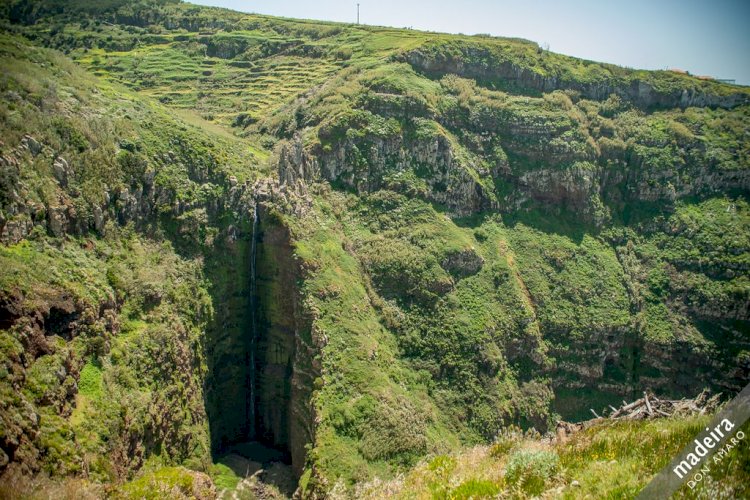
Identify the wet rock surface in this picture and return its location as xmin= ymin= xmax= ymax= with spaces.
xmin=217 ymin=442 xmax=297 ymax=499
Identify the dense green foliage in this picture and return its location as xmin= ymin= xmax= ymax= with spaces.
xmin=0 ymin=1 xmax=748 ymax=498
xmin=0 ymin=23 xmax=260 ymax=496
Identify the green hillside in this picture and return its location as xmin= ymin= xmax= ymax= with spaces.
xmin=0 ymin=1 xmax=748 ymax=498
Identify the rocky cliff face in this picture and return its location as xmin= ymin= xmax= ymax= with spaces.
xmin=0 ymin=144 xmax=321 ymax=489
xmin=0 ymin=32 xmax=311 ymax=491
xmin=274 ymin=78 xmax=748 ymax=228
xmin=401 ymin=42 xmax=750 ymax=110
xmin=277 ymin=132 xmax=496 ymax=217
xmin=0 ymin=288 xmax=117 ymax=474
xmin=255 ymin=211 xmax=316 ymax=477
xmin=276 ymin=127 xmax=748 ymax=230
xmin=1 ymin=5 xmax=748 ymax=496
xmin=546 ymin=318 xmax=745 ymax=421
xmin=0 ymin=133 xmax=260 ymax=246
xmin=547 ymin=232 xmax=750 ymax=421
xmin=0 ymin=239 xmax=216 ymax=482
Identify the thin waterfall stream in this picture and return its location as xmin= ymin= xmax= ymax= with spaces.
xmin=209 ymin=204 xmax=305 ymax=497
xmin=247 ymin=203 xmax=259 ymax=439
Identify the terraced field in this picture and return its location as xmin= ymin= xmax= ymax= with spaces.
xmin=77 ymin=43 xmax=342 ymax=126
xmin=41 ymin=11 xmax=437 ymax=134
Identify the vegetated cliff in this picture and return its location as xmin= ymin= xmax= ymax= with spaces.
xmin=0 ymin=32 xmax=323 ymax=500
xmin=0 ymin=32 xmax=228 ymax=490
xmin=400 ymin=39 xmax=750 ymax=109
xmin=0 ymin=1 xmax=748 ymax=498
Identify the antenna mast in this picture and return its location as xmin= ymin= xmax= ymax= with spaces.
xmin=357 ymin=3 xmax=360 ymax=24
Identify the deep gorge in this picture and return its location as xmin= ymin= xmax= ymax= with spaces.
xmin=0 ymin=2 xmax=748 ymax=496
xmin=205 ymin=204 xmax=314 ymax=479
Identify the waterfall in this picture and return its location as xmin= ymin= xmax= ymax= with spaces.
xmin=247 ymin=203 xmax=259 ymax=439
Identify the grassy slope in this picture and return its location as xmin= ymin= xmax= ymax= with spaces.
xmin=287 ymin=188 xmax=749 ymax=489
xmin=356 ymin=415 xmax=750 ymax=499
xmin=0 ymin=0 xmax=748 ymax=496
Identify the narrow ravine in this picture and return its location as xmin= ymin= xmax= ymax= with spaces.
xmin=211 ymin=204 xmax=316 ymax=498
xmin=248 ymin=203 xmax=259 ymax=440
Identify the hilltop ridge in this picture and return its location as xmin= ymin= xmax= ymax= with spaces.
xmin=3 ymin=0 xmax=748 ymax=129
xmin=0 ymin=1 xmax=748 ymax=498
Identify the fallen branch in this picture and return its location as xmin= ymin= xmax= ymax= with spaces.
xmin=556 ymin=389 xmax=722 ymax=442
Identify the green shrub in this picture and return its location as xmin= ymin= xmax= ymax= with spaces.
xmin=489 ymin=425 xmax=523 ymax=458
xmin=77 ymin=360 xmax=102 ymax=399
xmin=449 ymin=478 xmax=501 ymax=499
xmin=473 ymin=227 xmax=489 ymax=242
xmin=427 ymin=454 xmax=456 ymax=478
xmin=117 ymin=467 xmax=195 ymax=499
xmin=52 ymin=116 xmax=88 ymax=152
xmin=504 ymin=449 xmax=559 ymax=495
xmin=358 ymin=395 xmax=429 ymax=465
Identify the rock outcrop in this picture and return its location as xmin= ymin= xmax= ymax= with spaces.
xmin=255 ymin=213 xmax=317 ymax=477
xmin=278 ymin=133 xmax=498 ymax=217
xmin=402 ymin=42 xmax=750 ymax=110
xmin=0 ymin=136 xmax=260 ymax=244
xmin=0 ymin=288 xmax=117 ymax=477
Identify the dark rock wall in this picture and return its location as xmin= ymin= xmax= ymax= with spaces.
xmin=204 ymin=228 xmax=255 ymax=452
xmin=255 ymin=210 xmax=315 ymax=477
xmin=205 ymin=205 xmax=315 ymax=477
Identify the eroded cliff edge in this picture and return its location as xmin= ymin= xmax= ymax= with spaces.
xmin=0 ymin=3 xmax=748 ymax=496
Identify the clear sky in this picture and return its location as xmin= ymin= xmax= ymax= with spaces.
xmin=189 ymin=0 xmax=750 ymax=85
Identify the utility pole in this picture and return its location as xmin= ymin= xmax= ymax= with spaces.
xmin=357 ymin=3 xmax=360 ymax=24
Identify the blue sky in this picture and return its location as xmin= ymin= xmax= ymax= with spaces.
xmin=189 ymin=0 xmax=750 ymax=85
